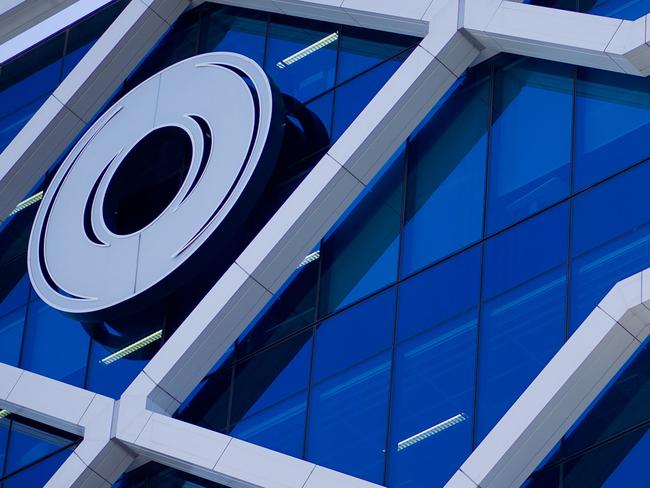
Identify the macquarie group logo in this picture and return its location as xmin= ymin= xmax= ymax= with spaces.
xmin=27 ymin=53 xmax=287 ymax=319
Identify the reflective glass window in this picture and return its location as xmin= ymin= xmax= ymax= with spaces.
xmin=579 ymin=0 xmax=650 ymax=19
xmin=574 ymin=68 xmax=650 ymax=190
xmin=307 ymin=352 xmax=391 ymax=484
xmin=4 ymin=421 xmax=74 ymax=476
xmin=402 ymin=77 xmax=488 ymax=274
xmin=20 ymin=299 xmax=90 ymax=387
xmin=397 ymin=246 xmax=481 ymax=342
xmin=199 ymin=6 xmax=267 ymax=65
xmin=523 ymin=466 xmax=562 ymax=488
xmin=0 ymin=275 xmax=28 ymax=318
xmin=0 ymin=95 xmax=47 ymax=153
xmin=570 ymin=161 xmax=650 ymax=331
xmin=318 ymin=149 xmax=404 ymax=315
xmin=0 ymin=417 xmax=8 ymax=478
xmin=266 ymin=17 xmax=338 ymax=102
xmin=563 ymin=424 xmax=650 ymax=487
xmin=487 ymin=58 xmax=573 ymax=232
xmin=231 ymin=331 xmax=312 ymax=423
xmin=387 ymin=314 xmax=477 ymax=488
xmin=0 ymin=309 xmax=24 ymax=366
xmin=477 ymin=204 xmax=568 ymax=442
xmin=229 ymin=393 xmax=307 ymax=458
xmin=313 ymin=289 xmax=395 ymax=383
xmin=1 ymin=447 xmax=73 ymax=487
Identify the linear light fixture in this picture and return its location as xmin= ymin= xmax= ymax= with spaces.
xmin=0 ymin=409 xmax=10 ymax=419
xmin=9 ymin=191 xmax=43 ymax=216
xmin=100 ymin=329 xmax=163 ymax=365
xmin=276 ymin=32 xmax=338 ymax=69
xmin=297 ymin=250 xmax=320 ymax=269
xmin=397 ymin=413 xmax=467 ymax=451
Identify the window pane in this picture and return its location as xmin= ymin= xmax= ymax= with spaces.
xmin=397 ymin=245 xmax=481 ymax=342
xmin=387 ymin=314 xmax=477 ymax=488
xmin=402 ymin=77 xmax=488 ymax=274
xmin=229 ymin=392 xmax=307 ymax=458
xmin=580 ymin=0 xmax=650 ymax=19
xmin=307 ymin=352 xmax=391 ymax=483
xmin=0 ymin=417 xmax=8 ymax=478
xmin=487 ymin=58 xmax=573 ymax=232
xmin=0 ymin=308 xmax=25 ymax=366
xmin=20 ymin=299 xmax=90 ymax=387
xmin=4 ymin=421 xmax=74 ymax=476
xmin=477 ymin=204 xmax=568 ymax=442
xmin=318 ymin=149 xmax=404 ymax=315
xmin=570 ymin=161 xmax=650 ymax=331
xmin=266 ymin=17 xmax=338 ymax=102
xmin=574 ymin=68 xmax=650 ymax=190
xmin=231 ymin=331 xmax=312 ymax=423
xmin=0 ymin=95 xmax=47 ymax=153
xmin=313 ymin=289 xmax=395 ymax=383
xmin=2 ymin=447 xmax=73 ymax=488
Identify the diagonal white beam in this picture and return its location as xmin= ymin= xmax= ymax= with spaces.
xmin=445 ymin=271 xmax=650 ymax=488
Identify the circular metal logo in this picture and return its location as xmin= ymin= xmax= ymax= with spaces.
xmin=28 ymin=52 xmax=283 ymax=317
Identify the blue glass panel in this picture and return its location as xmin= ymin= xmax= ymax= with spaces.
xmin=0 ymin=275 xmax=28 ymax=318
xmin=337 ymin=26 xmax=414 ymax=84
xmin=487 ymin=57 xmax=573 ymax=232
xmin=563 ymin=425 xmax=650 ymax=487
xmin=477 ymin=204 xmax=568 ymax=442
xmin=0 ymin=418 xmax=8 ymax=478
xmin=0 ymin=34 xmax=64 ymax=119
xmin=2 ymin=447 xmax=72 ymax=487
xmin=0 ymin=308 xmax=25 ymax=366
xmin=307 ymin=352 xmax=391 ymax=483
xmin=397 ymin=246 xmax=481 ymax=342
xmin=574 ymin=68 xmax=650 ymax=190
xmin=318 ymin=148 xmax=404 ymax=315
xmin=85 ymin=337 xmax=152 ymax=399
xmin=4 ymin=422 xmax=73 ymax=476
xmin=332 ymin=59 xmax=401 ymax=140
xmin=402 ymin=77 xmax=488 ymax=275
xmin=20 ymin=299 xmax=90 ymax=386
xmin=231 ymin=331 xmax=312 ymax=422
xmin=387 ymin=314 xmax=477 ymax=488
xmin=580 ymin=0 xmax=650 ymax=19
xmin=523 ymin=465 xmax=562 ymax=488
xmin=266 ymin=17 xmax=338 ymax=102
xmin=200 ymin=6 xmax=267 ymax=65
xmin=313 ymin=289 xmax=395 ymax=383
xmin=570 ymin=162 xmax=650 ymax=331
xmin=0 ymin=95 xmax=47 ymax=153
xmin=229 ymin=392 xmax=307 ymax=458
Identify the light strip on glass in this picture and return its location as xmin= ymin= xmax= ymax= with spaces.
xmin=0 ymin=409 xmax=10 ymax=419
xmin=297 ymin=250 xmax=320 ymax=269
xmin=100 ymin=329 xmax=163 ymax=365
xmin=397 ymin=413 xmax=467 ymax=451
xmin=276 ymin=32 xmax=338 ymax=69
xmin=9 ymin=190 xmax=43 ymax=216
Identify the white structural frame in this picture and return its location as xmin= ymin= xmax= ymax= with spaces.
xmin=1 ymin=0 xmax=650 ymax=487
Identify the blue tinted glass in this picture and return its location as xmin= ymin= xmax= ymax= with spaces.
xmin=337 ymin=26 xmax=413 ymax=84
xmin=487 ymin=58 xmax=573 ymax=232
xmin=230 ymin=392 xmax=307 ymax=458
xmin=574 ymin=68 xmax=650 ymax=190
xmin=477 ymin=204 xmax=568 ymax=442
xmin=313 ymin=289 xmax=395 ymax=383
xmin=563 ymin=425 xmax=650 ymax=487
xmin=0 ymin=418 xmax=8 ymax=478
xmin=307 ymin=352 xmax=391 ymax=483
xmin=2 ymin=447 xmax=72 ymax=487
xmin=580 ymin=0 xmax=650 ymax=19
xmin=20 ymin=300 xmax=90 ymax=386
xmin=266 ymin=17 xmax=337 ymax=102
xmin=523 ymin=466 xmax=562 ymax=488
xmin=0 ymin=34 xmax=64 ymax=119
xmin=387 ymin=314 xmax=477 ymax=488
xmin=398 ymin=246 xmax=481 ymax=341
xmin=305 ymin=92 xmax=334 ymax=138
xmin=570 ymin=162 xmax=650 ymax=330
xmin=332 ymin=59 xmax=401 ymax=139
xmin=0 ymin=96 xmax=47 ymax=153
xmin=201 ymin=7 xmax=267 ymax=65
xmin=318 ymin=149 xmax=403 ymax=315
xmin=5 ymin=422 xmax=73 ymax=475
xmin=402 ymin=78 xmax=488 ymax=274
xmin=0 ymin=275 xmax=28 ymax=318
xmin=85 ymin=337 xmax=152 ymax=399
xmin=0 ymin=309 xmax=25 ymax=366
xmin=175 ymin=365 xmax=232 ymax=433
xmin=231 ymin=332 xmax=311 ymax=422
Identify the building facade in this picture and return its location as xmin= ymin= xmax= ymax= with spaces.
xmin=1 ymin=0 xmax=650 ymax=487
